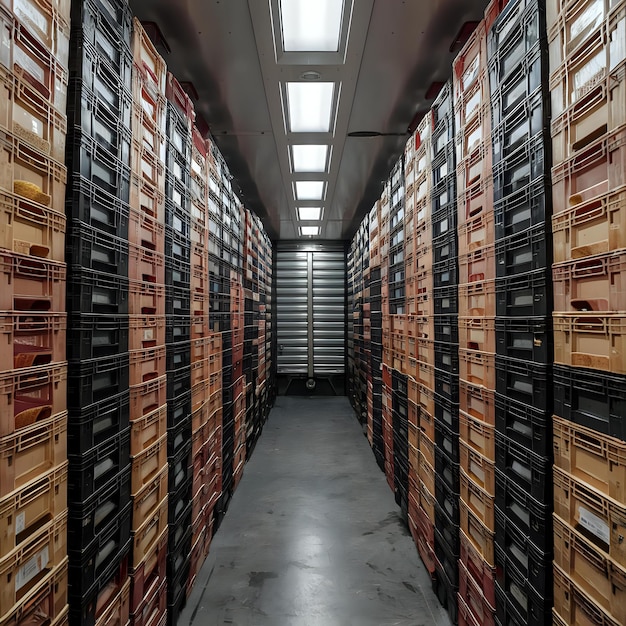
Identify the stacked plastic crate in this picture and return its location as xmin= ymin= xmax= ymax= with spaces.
xmin=429 ymin=80 xmax=461 ymax=624
xmin=452 ymin=5 xmax=500 ymax=625
xmin=127 ymin=17 xmax=169 ymax=626
xmin=65 ymin=1 xmax=133 ymax=624
xmin=0 ymin=0 xmax=70 ymax=624
xmin=488 ymin=0 xmax=554 ymax=623
xmin=548 ymin=0 xmax=626 ymax=624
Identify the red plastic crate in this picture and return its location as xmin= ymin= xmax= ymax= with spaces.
xmin=95 ymin=576 xmax=131 ymax=626
xmin=460 ymin=527 xmax=496 ymax=609
xmin=132 ymin=495 xmax=168 ymax=567
xmin=458 ymin=560 xmax=496 ymax=626
xmin=460 ymin=499 xmax=495 ymax=567
xmin=130 ymin=433 xmax=167 ymax=497
xmin=130 ymin=577 xmax=166 ymax=626
xmin=129 ymin=524 xmax=167 ymax=613
xmin=165 ymin=72 xmax=194 ymax=125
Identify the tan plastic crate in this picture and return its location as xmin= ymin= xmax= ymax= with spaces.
xmin=553 ymin=313 xmax=626 ymax=374
xmin=131 ymin=18 xmax=167 ymax=96
xmin=460 ymin=380 xmax=496 ymax=426
xmin=460 ymin=499 xmax=494 ymax=566
xmin=419 ymin=453 xmax=435 ymax=497
xmin=460 ymin=468 xmax=495 ymax=530
xmin=553 ymin=415 xmax=626 ymax=502
xmin=459 ymin=349 xmax=496 ymax=390
xmin=459 ymin=317 xmax=496 ymax=353
xmin=419 ymin=478 xmax=436 ymax=525
xmin=129 ymin=374 xmax=166 ymax=421
xmin=419 ymin=430 xmax=435 ymax=470
xmin=128 ymin=314 xmax=165 ymax=352
xmin=459 ymin=244 xmax=496 ymax=284
xmin=460 ymin=439 xmax=496 ymax=495
xmin=130 ymin=404 xmax=166 ymax=456
xmin=129 ymin=173 xmax=165 ymax=223
xmin=458 ymin=211 xmax=495 ymax=258
xmin=131 ymin=464 xmax=167 ymax=534
xmin=130 ymin=433 xmax=167 ymax=497
xmin=459 ymin=411 xmax=495 ymax=461
xmin=131 ymin=495 xmax=168 ymax=566
xmin=129 ymin=346 xmax=166 ymax=386
xmin=459 ymin=279 xmax=496 ymax=318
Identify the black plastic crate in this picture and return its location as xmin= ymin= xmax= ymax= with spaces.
xmin=495 ymin=316 xmax=551 ymax=363
xmin=166 ymin=103 xmax=192 ymax=162
xmin=66 ymin=176 xmax=130 ymax=239
xmin=495 ymin=431 xmax=551 ymax=502
xmin=168 ymin=506 xmax=192 ymax=563
xmin=495 ymin=507 xmax=552 ymax=595
xmin=495 ymin=470 xmax=552 ymax=552
xmin=433 ymin=232 xmax=458 ymax=265
xmin=435 ymin=419 xmax=460 ymax=464
xmin=165 ymin=287 xmax=191 ymax=317
xmin=68 ymin=353 xmax=130 ymax=408
xmin=389 ymin=245 xmax=404 ymax=267
xmin=494 ymin=562 xmax=552 ymax=626
xmin=490 ymin=42 xmax=546 ymax=127
xmin=494 ymin=178 xmax=548 ymax=242
xmin=168 ymin=438 xmax=192 ymax=493
xmin=434 ymin=315 xmax=459 ymax=344
xmin=167 ymin=550 xmax=191 ymax=626
xmin=167 ymin=389 xmax=191 ymax=429
xmin=68 ymin=466 xmax=131 ymax=548
xmin=431 ymin=177 xmax=457 ymax=218
xmin=67 ymin=390 xmax=130 ymax=454
xmin=66 ymin=224 xmax=129 ymax=277
xmin=435 ymin=519 xmax=460 ymax=585
xmin=68 ymin=501 xmax=132 ymax=601
xmin=435 ymin=472 xmax=460 ymax=526
xmin=432 ymin=80 xmax=453 ymax=127
xmin=389 ymin=226 xmax=404 ymax=249
xmin=165 ymin=201 xmax=191 ymax=241
xmin=165 ymin=172 xmax=191 ymax=213
xmin=493 ymin=134 xmax=547 ymax=202
xmin=166 ymin=340 xmax=191 ymax=372
xmin=495 ymin=224 xmax=549 ymax=278
xmin=435 ymin=392 xmax=460 ymax=432
xmin=392 ymin=371 xmax=408 ymax=395
xmin=433 ymin=258 xmax=458 ymax=289
xmin=433 ymin=556 xmax=458 ymax=626
xmin=488 ymin=0 xmax=545 ymax=62
xmin=432 ymin=286 xmax=457 ymax=316
xmin=165 ymin=258 xmax=191 ymax=290
xmin=67 ymin=85 xmax=131 ymax=164
xmin=71 ymin=0 xmax=132 ymax=47
xmin=495 ymin=393 xmax=550 ymax=457
xmin=495 ymin=269 xmax=551 ymax=317
xmin=67 ymin=314 xmax=129 ymax=361
xmin=435 ymin=446 xmax=460 ymax=494
xmin=432 ymin=113 xmax=455 ymax=162
xmin=434 ymin=342 xmax=459 ymax=375
xmin=435 ymin=368 xmax=460 ymax=404
xmin=166 ymin=365 xmax=191 ymax=400
xmin=553 ymin=365 xmax=626 ymax=441
xmin=168 ymin=471 xmax=193 ymax=527
xmin=67 ymin=129 xmax=131 ymax=202
xmin=68 ymin=427 xmax=131 ymax=502
xmin=495 ymin=354 xmax=550 ymax=412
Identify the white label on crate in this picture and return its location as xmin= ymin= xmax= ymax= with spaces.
xmin=15 ymin=545 xmax=49 ymax=592
xmin=570 ymin=2 xmax=603 ymax=44
xmin=15 ymin=512 xmax=26 ymax=535
xmin=579 ymin=506 xmax=610 ymax=546
xmin=143 ymin=329 xmax=155 ymax=342
xmin=574 ymin=50 xmax=605 ymax=103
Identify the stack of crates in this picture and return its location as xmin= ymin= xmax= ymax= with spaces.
xmin=430 ymin=80 xmax=461 ymax=624
xmin=359 ymin=218 xmax=371 ymax=424
xmin=127 ymin=18 xmax=169 ymax=626
xmin=163 ymin=70 xmax=195 ymax=626
xmin=0 ymin=0 xmax=70 ymax=624
xmin=65 ymin=1 xmax=134 ymax=624
xmin=391 ymin=370 xmax=410 ymax=517
xmin=488 ymin=0 xmax=554 ymax=623
xmin=259 ymin=228 xmax=274 ymax=409
xmin=548 ymin=0 xmax=626 ymax=624
xmin=452 ymin=4 xmax=502 ymax=624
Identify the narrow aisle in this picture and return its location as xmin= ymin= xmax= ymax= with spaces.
xmin=180 ymin=396 xmax=452 ymax=626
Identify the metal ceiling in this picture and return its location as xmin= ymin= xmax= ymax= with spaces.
xmin=128 ymin=0 xmax=490 ymax=241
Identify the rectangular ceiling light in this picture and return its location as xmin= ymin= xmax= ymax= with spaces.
xmin=280 ymin=0 xmax=343 ymax=52
xmin=287 ymin=82 xmax=335 ymax=132
xmin=291 ymin=145 xmax=329 ymax=172
xmin=298 ymin=207 xmax=322 ymax=221
xmin=301 ymin=226 xmax=320 ymax=236
xmin=295 ymin=181 xmax=325 ymax=200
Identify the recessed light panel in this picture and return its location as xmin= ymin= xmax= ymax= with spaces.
xmin=280 ymin=0 xmax=343 ymax=52
xmin=295 ymin=181 xmax=325 ymax=200
xmin=286 ymin=82 xmax=335 ymax=133
xmin=297 ymin=207 xmax=322 ymax=220
xmin=301 ymin=226 xmax=320 ymax=236
xmin=291 ymin=145 xmax=329 ymax=172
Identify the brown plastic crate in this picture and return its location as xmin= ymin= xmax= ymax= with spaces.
xmin=459 ymin=244 xmax=496 ymax=284
xmin=130 ymin=533 xmax=167 ymax=618
xmin=131 ymin=100 xmax=166 ymax=161
xmin=553 ymin=313 xmax=626 ymax=374
xmin=419 ymin=478 xmax=436 ymax=526
xmin=130 ymin=433 xmax=167 ymax=497
xmin=128 ymin=315 xmax=165 ymax=352
xmin=458 ymin=211 xmax=495 ymax=259
xmin=0 ymin=187 xmax=66 ymax=260
xmin=457 ymin=175 xmax=494 ymax=225
xmin=130 ymin=581 xmax=166 ymax=626
xmin=0 ymin=409 xmax=66 ymax=497
xmin=459 ymin=381 xmax=496 ymax=426
xmin=553 ymin=561 xmax=623 ymax=626
xmin=553 ymin=250 xmax=626 ymax=313
xmin=130 ymin=404 xmax=166 ymax=456
xmin=460 ymin=439 xmax=495 ymax=495
xmin=553 ymin=415 xmax=626 ymax=503
xmin=552 ymin=185 xmax=626 ymax=262
xmin=460 ymin=410 xmax=496 ymax=461
xmin=129 ymin=374 xmax=166 ymax=420
xmin=128 ymin=244 xmax=165 ymax=285
xmin=456 ymin=112 xmax=492 ymax=179
xmin=0 ymin=460 xmax=67 ymax=555
xmin=128 ymin=279 xmax=165 ymax=317
xmin=460 ymin=468 xmax=495 ymax=530
xmin=552 ymin=124 xmax=626 ymax=214
xmin=553 ymin=466 xmax=626 ymax=567
xmin=1 ymin=555 xmax=68 ymax=626
xmin=129 ymin=346 xmax=166 ymax=386
xmin=459 ymin=349 xmax=496 ymax=390
xmin=129 ymin=173 xmax=165 ymax=223
xmin=419 ymin=452 xmax=435 ymax=497
xmin=0 ymin=251 xmax=66 ymax=311
xmin=419 ymin=429 xmax=435 ymax=468
xmin=416 ymin=337 xmax=435 ymax=366
xmin=131 ymin=464 xmax=167 ymax=534
xmin=460 ymin=499 xmax=495 ymax=567
xmin=418 ymin=381 xmax=436 ymax=419
xmin=130 ymin=139 xmax=165 ymax=192
xmin=0 ymin=510 xmax=67 ymax=612
xmin=460 ymin=527 xmax=496 ymax=609
xmin=458 ymin=560 xmax=496 ymax=626
xmin=459 ymin=317 xmax=496 ymax=353
xmin=95 ymin=576 xmax=130 ymax=626
xmin=131 ymin=18 xmax=167 ymax=96
xmin=128 ymin=210 xmax=164 ymax=262
xmin=131 ymin=495 xmax=168 ymax=567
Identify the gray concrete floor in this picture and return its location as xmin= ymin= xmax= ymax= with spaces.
xmin=179 ymin=396 xmax=452 ymax=626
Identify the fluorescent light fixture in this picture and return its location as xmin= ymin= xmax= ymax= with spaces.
xmin=280 ymin=0 xmax=343 ymax=52
xmin=297 ymin=207 xmax=322 ymax=220
xmin=291 ymin=145 xmax=329 ymax=172
xmin=301 ymin=226 xmax=320 ymax=236
xmin=287 ymin=82 xmax=335 ymax=132
xmin=295 ymin=181 xmax=325 ymax=200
